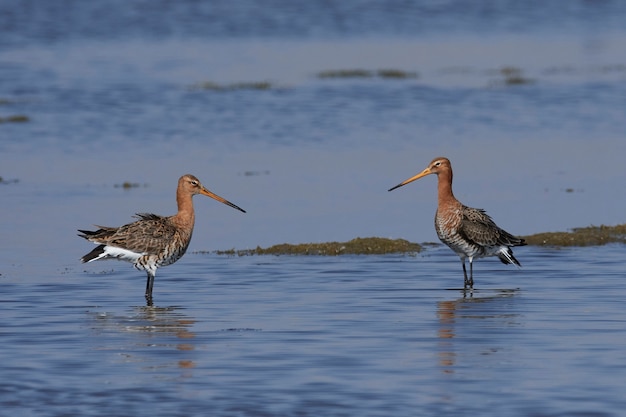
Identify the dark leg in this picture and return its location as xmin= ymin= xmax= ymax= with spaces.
xmin=462 ymin=260 xmax=470 ymax=288
xmin=145 ymin=271 xmax=155 ymax=306
xmin=468 ymin=259 xmax=474 ymax=288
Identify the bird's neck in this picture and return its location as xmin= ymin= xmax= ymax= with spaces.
xmin=436 ymin=169 xmax=457 ymax=206
xmin=173 ymin=189 xmax=195 ymax=228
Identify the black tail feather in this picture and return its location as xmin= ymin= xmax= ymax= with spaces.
xmin=498 ymin=247 xmax=522 ymax=266
xmin=81 ymin=245 xmax=106 ymax=263
xmin=78 ymin=229 xmax=93 ymax=239
xmin=78 ymin=228 xmax=104 ymax=239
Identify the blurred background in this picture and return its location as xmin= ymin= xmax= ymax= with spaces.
xmin=1 ymin=0 xmax=625 ymax=253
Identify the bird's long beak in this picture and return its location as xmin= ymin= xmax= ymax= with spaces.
xmin=200 ymin=187 xmax=246 ymax=213
xmin=388 ymin=167 xmax=432 ymax=192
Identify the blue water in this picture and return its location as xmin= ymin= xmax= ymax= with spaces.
xmin=2 ymin=0 xmax=626 ymax=44
xmin=1 ymin=1 xmax=626 ymax=416
xmin=3 ymin=247 xmax=626 ymax=417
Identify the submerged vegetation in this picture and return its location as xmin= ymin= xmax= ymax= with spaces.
xmin=377 ymin=69 xmax=419 ymax=79
xmin=0 ymin=176 xmax=19 ymax=184
xmin=522 ymin=224 xmax=626 ymax=247
xmin=211 ymin=237 xmax=422 ymax=256
xmin=186 ymin=62 xmax=625 ymax=94
xmin=0 ymin=115 xmax=29 ymax=123
xmin=490 ymin=66 xmax=535 ymax=86
xmin=317 ymin=69 xmax=418 ymax=79
xmin=114 ymin=181 xmax=146 ymax=189
xmin=317 ymin=69 xmax=372 ymax=78
xmin=189 ymin=81 xmax=277 ymax=91
xmin=0 ymin=97 xmax=30 ymax=124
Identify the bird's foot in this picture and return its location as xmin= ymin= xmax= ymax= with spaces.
xmin=145 ymin=293 xmax=154 ymax=307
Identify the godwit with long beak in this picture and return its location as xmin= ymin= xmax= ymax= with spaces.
xmin=79 ymin=174 xmax=245 ymax=304
xmin=388 ymin=157 xmax=525 ymax=289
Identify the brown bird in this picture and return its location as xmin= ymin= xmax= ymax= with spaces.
xmin=388 ymin=157 xmax=526 ymax=288
xmin=79 ymin=174 xmax=245 ymax=304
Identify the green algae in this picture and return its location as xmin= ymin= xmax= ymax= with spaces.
xmin=490 ymin=66 xmax=535 ymax=86
xmin=212 ymin=237 xmax=422 ymax=256
xmin=317 ymin=69 xmax=418 ymax=79
xmin=376 ymin=69 xmax=419 ymax=79
xmin=522 ymin=224 xmax=626 ymax=247
xmin=0 ymin=115 xmax=30 ymax=123
xmin=317 ymin=69 xmax=374 ymax=79
xmin=485 ymin=66 xmax=535 ymax=87
xmin=206 ymin=225 xmax=625 ymax=257
xmin=114 ymin=181 xmax=146 ymax=189
xmin=189 ymin=81 xmax=276 ymax=91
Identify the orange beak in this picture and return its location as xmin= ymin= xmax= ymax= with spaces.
xmin=200 ymin=187 xmax=246 ymax=213
xmin=388 ymin=167 xmax=433 ymax=192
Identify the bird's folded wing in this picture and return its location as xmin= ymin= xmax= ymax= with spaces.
xmin=108 ymin=214 xmax=178 ymax=254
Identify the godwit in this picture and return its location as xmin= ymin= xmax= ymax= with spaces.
xmin=79 ymin=174 xmax=245 ymax=304
xmin=388 ymin=157 xmax=526 ymax=288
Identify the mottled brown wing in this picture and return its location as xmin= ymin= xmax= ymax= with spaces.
xmin=78 ymin=226 xmax=118 ymax=241
xmin=459 ymin=206 xmax=519 ymax=247
xmin=105 ymin=213 xmax=178 ymax=255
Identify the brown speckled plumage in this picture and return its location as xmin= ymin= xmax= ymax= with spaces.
xmin=389 ymin=157 xmax=526 ymax=288
xmin=79 ymin=174 xmax=245 ymax=304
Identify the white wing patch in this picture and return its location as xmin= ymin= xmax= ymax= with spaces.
xmin=88 ymin=245 xmax=145 ymax=264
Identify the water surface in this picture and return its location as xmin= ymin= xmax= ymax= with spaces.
xmin=3 ymin=246 xmax=626 ymax=416
xmin=1 ymin=1 xmax=625 ymax=416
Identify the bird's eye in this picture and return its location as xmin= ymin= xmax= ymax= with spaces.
xmin=191 ymin=180 xmax=198 ymax=186
xmin=434 ymin=161 xmax=441 ymax=167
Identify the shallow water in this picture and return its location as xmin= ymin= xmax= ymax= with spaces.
xmin=3 ymin=246 xmax=626 ymax=417
xmin=1 ymin=1 xmax=626 ymax=416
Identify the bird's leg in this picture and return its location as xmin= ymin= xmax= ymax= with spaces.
xmin=145 ymin=271 xmax=155 ymax=306
xmin=462 ymin=259 xmax=470 ymax=288
xmin=468 ymin=259 xmax=474 ymax=288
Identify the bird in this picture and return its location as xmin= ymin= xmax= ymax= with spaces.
xmin=79 ymin=174 xmax=245 ymax=304
xmin=388 ymin=157 xmax=526 ymax=289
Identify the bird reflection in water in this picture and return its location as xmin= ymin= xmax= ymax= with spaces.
xmin=436 ymin=289 xmax=520 ymax=375
xmin=90 ymin=305 xmax=197 ymax=374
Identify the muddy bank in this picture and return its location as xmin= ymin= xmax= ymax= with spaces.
xmin=521 ymin=224 xmax=626 ymax=247
xmin=208 ymin=237 xmax=423 ymax=256
xmin=207 ymin=224 xmax=625 ymax=256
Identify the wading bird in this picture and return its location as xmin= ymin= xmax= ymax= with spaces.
xmin=388 ymin=157 xmax=525 ymax=288
xmin=79 ymin=174 xmax=245 ymax=304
